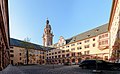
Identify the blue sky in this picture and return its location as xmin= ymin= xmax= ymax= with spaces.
xmin=9 ymin=0 xmax=112 ymax=45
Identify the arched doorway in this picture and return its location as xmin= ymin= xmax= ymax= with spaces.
xmin=59 ymin=60 xmax=61 ymax=63
xmin=78 ymin=58 xmax=82 ymax=62
xmin=66 ymin=59 xmax=70 ymax=62
xmin=72 ymin=59 xmax=75 ymax=63
xmin=62 ymin=59 xmax=65 ymax=63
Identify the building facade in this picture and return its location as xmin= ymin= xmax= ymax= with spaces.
xmin=44 ymin=0 xmax=120 ymax=64
xmin=0 ymin=0 xmax=9 ymax=70
xmin=108 ymin=0 xmax=120 ymax=62
xmin=45 ymin=24 xmax=110 ymax=64
xmin=43 ymin=19 xmax=54 ymax=47
xmin=10 ymin=38 xmax=46 ymax=65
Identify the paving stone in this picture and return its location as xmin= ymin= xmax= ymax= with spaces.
xmin=0 ymin=64 xmax=120 ymax=74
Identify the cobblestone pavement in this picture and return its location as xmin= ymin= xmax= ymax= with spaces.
xmin=0 ymin=64 xmax=120 ymax=74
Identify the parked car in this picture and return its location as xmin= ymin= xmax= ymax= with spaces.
xmin=79 ymin=60 xmax=120 ymax=70
xmin=77 ymin=62 xmax=81 ymax=65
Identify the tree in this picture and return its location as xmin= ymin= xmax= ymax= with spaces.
xmin=21 ymin=37 xmax=32 ymax=65
xmin=24 ymin=37 xmax=31 ymax=65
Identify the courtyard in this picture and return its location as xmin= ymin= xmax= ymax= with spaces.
xmin=0 ymin=64 xmax=120 ymax=74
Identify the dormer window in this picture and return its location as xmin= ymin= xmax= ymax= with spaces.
xmin=73 ymin=37 xmax=76 ymax=41
xmin=96 ymin=29 xmax=99 ymax=32
xmin=87 ymin=35 xmax=90 ymax=37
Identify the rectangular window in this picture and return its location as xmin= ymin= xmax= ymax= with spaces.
xmin=66 ymin=46 xmax=69 ymax=48
xmin=66 ymin=49 xmax=69 ymax=52
xmin=52 ymin=53 xmax=54 ymax=55
xmin=77 ymin=47 xmax=82 ymax=50
xmin=102 ymin=41 xmax=104 ymax=45
xmin=105 ymin=40 xmax=108 ymax=44
xmin=66 ymin=54 xmax=69 ymax=57
xmin=87 ymin=40 xmax=89 ymax=42
xmin=84 ymin=51 xmax=89 ymax=55
xmin=93 ymin=43 xmax=95 ymax=47
xmin=10 ymin=54 xmax=14 ymax=57
xmin=10 ymin=50 xmax=14 ymax=53
xmin=55 ymin=56 xmax=57 ymax=58
xmin=62 ymin=55 xmax=65 ymax=57
xmin=52 ymin=56 xmax=54 ymax=59
xmin=85 ymin=40 xmax=89 ymax=43
xmin=102 ymin=35 xmax=104 ymax=38
xmin=19 ymin=53 xmax=21 ymax=56
xmin=58 ymin=55 xmax=61 ymax=58
xmin=104 ymin=56 xmax=108 ymax=60
xmin=72 ymin=53 xmax=75 ymax=56
xmin=84 ymin=51 xmax=86 ymax=55
xmin=49 ymin=53 xmax=51 ymax=55
xmin=87 ymin=51 xmax=89 ymax=54
xmin=77 ymin=42 xmax=82 ymax=45
xmin=62 ymin=50 xmax=65 ymax=53
xmin=71 ymin=48 xmax=75 ymax=51
xmin=40 ymin=56 xmax=41 ymax=58
xmin=93 ymin=38 xmax=95 ymax=41
xmin=71 ymin=44 xmax=75 ymax=46
xmin=55 ymin=52 xmax=57 ymax=54
xmin=99 ymin=42 xmax=101 ymax=45
xmin=105 ymin=34 xmax=108 ymax=37
xmin=10 ymin=46 xmax=13 ymax=49
xmin=84 ymin=45 xmax=89 ymax=48
xmin=20 ymin=57 xmax=21 ymax=60
xmin=58 ymin=51 xmax=61 ymax=53
xmin=99 ymin=36 xmax=101 ymax=39
xmin=77 ymin=52 xmax=81 ymax=56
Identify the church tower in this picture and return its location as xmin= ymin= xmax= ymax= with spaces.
xmin=43 ymin=19 xmax=54 ymax=46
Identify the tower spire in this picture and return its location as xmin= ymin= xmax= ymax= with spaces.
xmin=46 ymin=18 xmax=49 ymax=24
xmin=43 ymin=19 xmax=54 ymax=47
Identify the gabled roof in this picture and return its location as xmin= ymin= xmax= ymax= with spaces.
xmin=51 ymin=23 xmax=108 ymax=47
xmin=10 ymin=38 xmax=46 ymax=50
xmin=65 ymin=23 xmax=108 ymax=44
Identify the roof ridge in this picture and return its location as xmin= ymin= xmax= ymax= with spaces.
xmin=10 ymin=38 xmax=45 ymax=50
xmin=10 ymin=38 xmax=43 ymax=46
xmin=66 ymin=23 xmax=108 ymax=40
